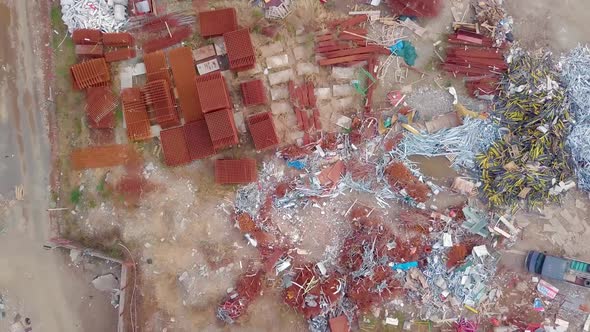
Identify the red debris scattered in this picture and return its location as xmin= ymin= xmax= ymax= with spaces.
xmin=103 ymin=32 xmax=135 ymax=47
xmin=75 ymin=44 xmax=104 ymax=57
xmin=318 ymin=160 xmax=345 ymax=186
xmin=384 ymin=162 xmax=431 ymax=202
xmin=196 ymin=72 xmax=232 ymax=113
xmin=447 ymin=244 xmax=469 ymax=268
xmin=104 ymin=48 xmax=137 ymax=63
xmin=388 ymin=0 xmax=443 ymax=17
xmin=169 ymin=47 xmax=203 ymax=122
xmin=121 ymin=88 xmax=151 ymax=141
xmin=216 ymin=270 xmax=263 ymax=323
xmin=70 ymin=58 xmax=110 ymax=90
xmin=199 ymin=8 xmax=238 ymax=37
xmin=240 ymin=80 xmax=267 ymax=107
xmin=215 ymin=159 xmax=257 ymax=184
xmin=224 ymin=28 xmax=256 ymax=71
xmin=142 ymin=79 xmax=179 ymax=128
xmin=329 ymin=316 xmax=350 ymax=332
xmin=204 ymin=108 xmax=239 ymax=150
xmin=160 ymin=126 xmax=191 ymax=166
xmin=184 ymin=120 xmax=215 ymax=160
xmin=72 ymin=29 xmax=102 ymax=45
xmin=85 ymin=86 xmax=118 ymax=126
xmin=247 ymin=112 xmax=279 ymax=150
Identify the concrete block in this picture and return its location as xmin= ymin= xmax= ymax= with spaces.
xmin=296 ymin=62 xmax=319 ymax=76
xmin=266 ymin=54 xmax=290 ymax=69
xmin=315 ymin=87 xmax=332 ymax=100
xmin=271 ymin=102 xmax=292 ymax=116
xmin=293 ymin=45 xmax=311 ymax=60
xmin=268 ymin=69 xmax=294 ymax=86
xmin=271 ymin=87 xmax=289 ymax=101
xmin=332 ymin=67 xmax=357 ymax=80
xmin=260 ymin=42 xmax=284 ymax=57
xmin=333 ymin=84 xmax=355 ymax=97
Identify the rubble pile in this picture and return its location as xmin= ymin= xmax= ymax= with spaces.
xmin=478 ymin=50 xmax=573 ymax=209
xmin=60 ymin=0 xmax=128 ymax=33
xmin=472 ymin=0 xmax=514 ymax=46
xmin=563 ymin=45 xmax=590 ymax=191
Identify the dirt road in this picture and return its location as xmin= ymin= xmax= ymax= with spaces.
xmin=0 ymin=1 xmax=115 ymax=331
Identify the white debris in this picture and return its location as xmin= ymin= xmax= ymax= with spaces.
xmin=60 ymin=0 xmax=128 ymax=33
xmin=92 ymin=273 xmax=119 ymax=292
xmin=472 ymin=245 xmax=489 ymax=257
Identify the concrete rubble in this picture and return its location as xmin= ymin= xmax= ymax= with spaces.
xmin=60 ymin=0 xmax=128 ymax=33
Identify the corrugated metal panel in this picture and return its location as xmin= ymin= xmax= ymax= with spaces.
xmin=168 ymin=47 xmax=203 ymax=122
xmin=199 ymin=8 xmax=238 ymax=37
xmin=195 ymin=72 xmax=231 ymax=113
xmin=240 ymin=79 xmax=267 ymax=107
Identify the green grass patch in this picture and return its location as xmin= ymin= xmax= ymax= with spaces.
xmin=70 ymin=187 xmax=82 ymax=205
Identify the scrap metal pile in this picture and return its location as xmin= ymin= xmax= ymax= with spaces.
xmin=563 ymin=46 xmax=590 ymax=191
xmin=60 ymin=0 xmax=128 ymax=33
xmin=472 ymin=0 xmax=514 ymax=46
xmin=478 ymin=50 xmax=573 ymax=209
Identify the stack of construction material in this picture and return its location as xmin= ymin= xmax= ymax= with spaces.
xmin=315 ymin=15 xmax=390 ymax=67
xmin=442 ymin=30 xmax=507 ymax=98
xmin=199 ymin=8 xmax=238 ymax=37
xmin=71 ymin=58 xmax=111 ymax=90
xmin=142 ymin=79 xmax=180 ymax=129
xmin=247 ymin=112 xmax=279 ymax=150
xmin=224 ymin=28 xmax=257 ymax=72
xmin=127 ymin=12 xmax=195 ymax=53
xmin=288 ymin=81 xmax=320 ymax=145
xmin=168 ymin=47 xmax=202 ymax=122
xmin=160 ymin=126 xmax=191 ymax=166
xmin=121 ymin=88 xmax=152 ymax=141
xmin=85 ymin=87 xmax=118 ymax=129
xmin=73 ymin=29 xmax=136 ymax=62
xmin=240 ymin=80 xmax=267 ymax=107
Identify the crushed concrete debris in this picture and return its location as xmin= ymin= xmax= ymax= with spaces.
xmin=60 ymin=0 xmax=128 ymax=33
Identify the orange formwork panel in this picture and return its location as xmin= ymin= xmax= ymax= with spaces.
xmin=240 ymin=79 xmax=267 ymax=107
xmin=247 ymin=112 xmax=279 ymax=150
xmin=184 ymin=120 xmax=215 ymax=160
xmin=199 ymin=8 xmax=238 ymax=37
xmin=195 ymin=72 xmax=231 ymax=113
xmin=70 ymin=58 xmax=111 ymax=90
xmin=204 ymin=108 xmax=238 ymax=150
xmin=168 ymin=47 xmax=203 ymax=122
xmin=122 ymin=88 xmax=151 ymax=141
xmin=85 ymin=86 xmax=118 ymax=123
xmin=142 ymin=79 xmax=179 ymax=128
xmin=223 ymin=28 xmax=256 ymax=71
xmin=103 ymin=32 xmax=135 ymax=47
xmin=70 ymin=144 xmax=135 ymax=169
xmin=160 ymin=126 xmax=191 ymax=166
xmin=214 ymin=159 xmax=257 ymax=184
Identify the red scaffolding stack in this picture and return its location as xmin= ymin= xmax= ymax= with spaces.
xmin=160 ymin=126 xmax=191 ymax=166
xmin=240 ymin=79 xmax=267 ymax=107
xmin=204 ymin=108 xmax=239 ymax=150
xmin=199 ymin=8 xmax=238 ymax=37
xmin=169 ymin=47 xmax=203 ymax=122
xmin=214 ymin=159 xmax=257 ymax=184
xmin=142 ymin=79 xmax=179 ymax=129
xmin=121 ymin=88 xmax=151 ymax=141
xmin=247 ymin=112 xmax=279 ymax=150
xmin=223 ymin=29 xmax=256 ymax=71
xmin=195 ymin=72 xmax=231 ymax=114
xmin=71 ymin=58 xmax=111 ymax=89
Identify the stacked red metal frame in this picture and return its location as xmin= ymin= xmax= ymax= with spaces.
xmin=240 ymin=80 xmax=267 ymax=107
xmin=184 ymin=120 xmax=215 ymax=160
xmin=75 ymin=45 xmax=104 ymax=58
xmin=199 ymin=8 xmax=238 ymax=37
xmin=70 ymin=144 xmax=134 ymax=169
xmin=223 ymin=29 xmax=256 ymax=71
xmin=195 ymin=72 xmax=231 ymax=113
xmin=71 ymin=58 xmax=111 ymax=89
xmin=72 ymin=29 xmax=102 ymax=45
xmin=169 ymin=47 xmax=203 ymax=122
xmin=105 ymin=48 xmax=137 ymax=63
xmin=316 ymin=16 xmax=389 ymax=67
xmin=160 ymin=126 xmax=191 ymax=166
xmin=442 ymin=31 xmax=507 ymax=98
xmin=144 ymin=51 xmax=172 ymax=84
xmin=247 ymin=112 xmax=279 ymax=150
xmin=103 ymin=32 xmax=135 ymax=47
xmin=121 ymin=88 xmax=151 ymax=141
xmin=288 ymin=81 xmax=321 ymax=140
xmin=204 ymin=108 xmax=239 ymax=150
xmin=214 ymin=159 xmax=257 ymax=184
xmin=86 ymin=87 xmax=118 ymax=129
xmin=142 ymin=79 xmax=180 ymax=128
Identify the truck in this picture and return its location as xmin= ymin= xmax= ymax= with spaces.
xmin=525 ymin=250 xmax=590 ymax=288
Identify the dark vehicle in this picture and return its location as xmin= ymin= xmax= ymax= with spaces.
xmin=526 ymin=250 xmax=590 ymax=287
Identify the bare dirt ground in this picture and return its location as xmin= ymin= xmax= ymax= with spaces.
xmin=0 ymin=1 xmax=117 ymax=331
xmin=3 ymin=0 xmax=590 ymax=331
